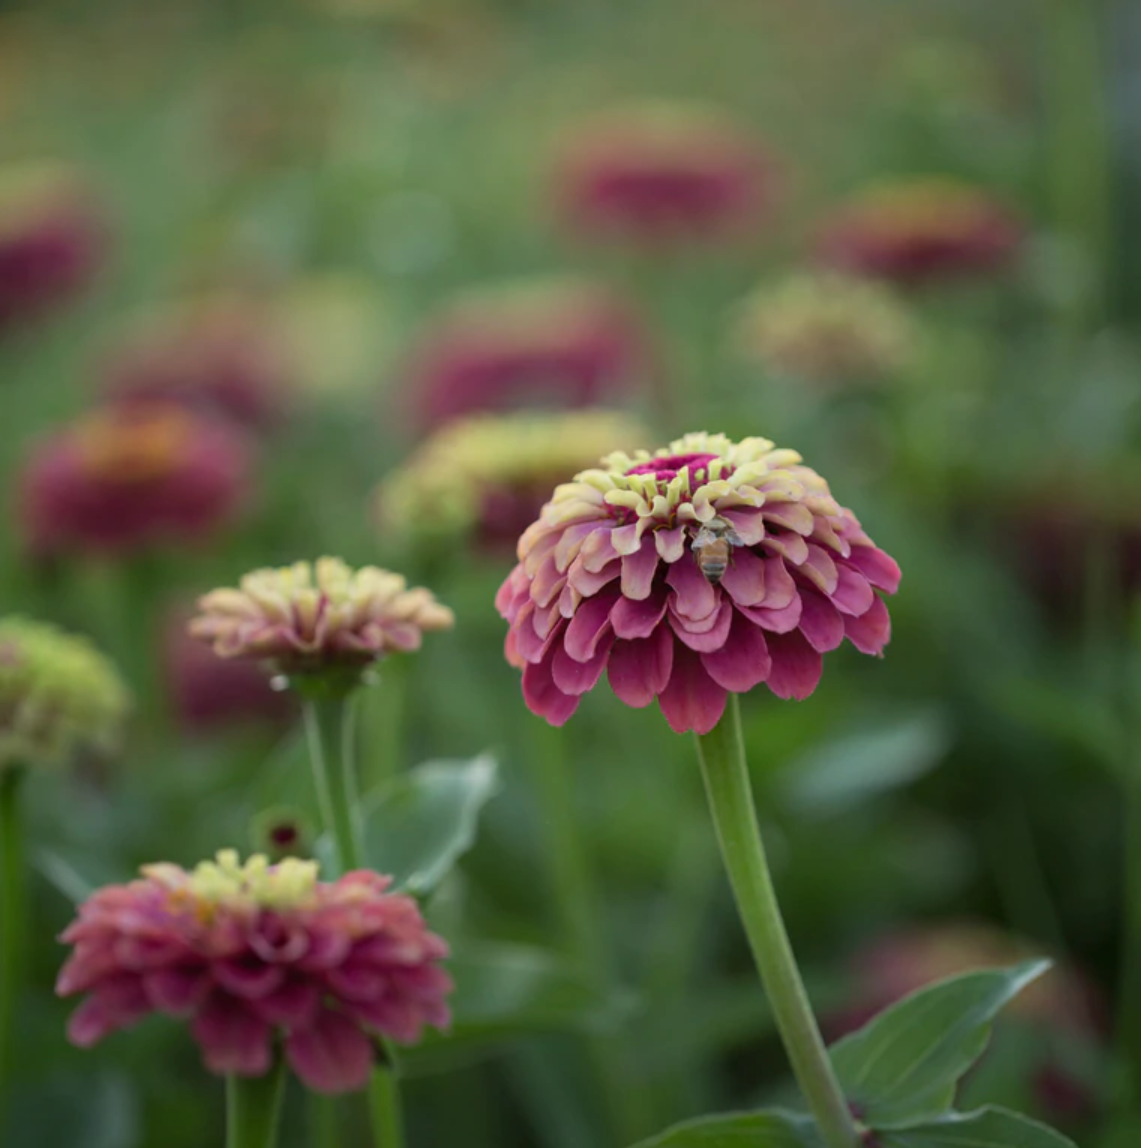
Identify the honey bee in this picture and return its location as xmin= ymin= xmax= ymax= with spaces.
xmin=690 ymin=516 xmax=745 ymax=585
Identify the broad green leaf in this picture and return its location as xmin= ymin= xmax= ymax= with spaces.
xmin=400 ymin=941 xmax=621 ymax=1076
xmin=830 ymin=961 xmax=1050 ymax=1127
xmin=629 ymin=1109 xmax=821 ymax=1148
xmin=4 ymin=1072 xmax=139 ymax=1148
xmin=877 ymin=1106 xmax=1078 ymax=1148
xmin=361 ymin=754 xmax=498 ymax=895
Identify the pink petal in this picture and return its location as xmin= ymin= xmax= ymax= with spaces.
xmin=522 ymin=654 xmax=581 ymax=726
xmin=254 ymin=979 xmax=321 ymax=1027
xmin=621 ymin=541 xmax=660 ymax=601
xmin=581 ymin=528 xmax=619 ymax=572
xmin=764 ymin=532 xmax=809 ymax=565
xmin=192 ymin=995 xmax=273 ymax=1077
xmin=658 ymin=646 xmax=728 ymax=734
xmin=143 ymin=967 xmax=210 ymax=1015
xmin=531 ymin=554 xmax=566 ymax=608
xmin=719 ymin=509 xmax=766 ymax=545
xmin=609 ymin=523 xmax=642 ymax=556
xmin=844 ymin=595 xmax=892 ymax=654
xmin=563 ymin=590 xmax=618 ymax=661
xmin=66 ymin=976 xmax=150 ymax=1047
xmin=762 ymin=556 xmax=796 ymax=609
xmin=212 ymin=958 xmax=287 ymax=1000
xmin=607 ymin=627 xmax=673 ymax=707
xmin=739 ymin=595 xmax=803 ymax=634
xmin=831 ymin=564 xmax=875 ymax=616
xmin=847 ymin=544 xmax=901 ymax=594
xmin=719 ymin=548 xmax=766 ymax=606
xmin=797 ymin=587 xmax=845 ymax=653
xmin=286 ymin=1009 xmax=374 ymax=1095
xmin=670 ymin=600 xmax=734 ymax=652
xmin=554 ymin=522 xmax=599 ymax=572
xmin=666 ymin=554 xmax=717 ymax=621
xmin=552 ymin=634 xmax=613 ymax=695
xmin=655 ymin=525 xmax=687 ymax=562
xmin=611 ymin=592 xmax=668 ymax=639
xmin=763 ymin=502 xmax=815 ymax=535
xmin=800 ymin=544 xmax=839 ymax=595
xmin=567 ymin=553 xmax=619 ymax=597
xmin=765 ymin=631 xmax=823 ymax=700
xmin=701 ymin=612 xmax=771 ymax=691
xmin=810 ymin=515 xmax=851 ymax=557
xmin=326 ymin=963 xmax=388 ymax=1001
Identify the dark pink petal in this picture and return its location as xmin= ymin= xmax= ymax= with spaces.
xmin=739 ymin=595 xmax=803 ymax=634
xmin=831 ymin=564 xmax=875 ymax=616
xmin=607 ymin=627 xmax=673 ymax=707
xmin=701 ymin=612 xmax=771 ymax=691
xmin=797 ymin=587 xmax=845 ymax=652
xmin=621 ymin=541 xmax=659 ymax=600
xmin=719 ymin=509 xmax=766 ymax=545
xmin=810 ymin=515 xmax=851 ymax=557
xmin=530 ymin=554 xmax=565 ymax=607
xmin=567 ymin=554 xmax=618 ymax=597
xmin=494 ymin=567 xmax=522 ymax=616
xmin=532 ymin=601 xmax=563 ymax=640
xmin=113 ymin=935 xmax=189 ymax=970
xmin=670 ymin=600 xmax=734 ymax=652
xmin=658 ymin=646 xmax=728 ymax=734
xmin=552 ymin=635 xmax=613 ymax=695
xmin=764 ymin=532 xmax=809 ymax=565
xmin=212 ymin=958 xmax=287 ymax=1000
xmin=350 ymin=996 xmax=424 ymax=1043
xmin=563 ymin=589 xmax=618 ymax=661
xmin=719 ymin=548 xmax=765 ymax=606
xmin=611 ymin=592 xmax=668 ymax=639
xmin=762 ymin=556 xmax=796 ymax=609
xmin=192 ymin=995 xmax=272 ymax=1077
xmin=655 ymin=525 xmax=686 ymax=562
xmin=846 ymin=544 xmax=901 ymax=594
xmin=297 ymin=931 xmax=352 ymax=972
xmin=763 ymin=502 xmax=815 ymax=535
xmin=666 ymin=554 xmax=717 ymax=620
xmin=522 ymin=655 xmax=581 ymax=726
xmin=557 ymin=581 xmax=583 ymax=619
xmin=844 ymin=595 xmax=892 ymax=654
xmin=66 ymin=976 xmax=150 ymax=1047
xmin=143 ymin=967 xmax=210 ymax=1015
xmin=765 ymin=631 xmax=823 ymax=700
xmin=326 ymin=963 xmax=388 ymax=1001
xmin=254 ymin=979 xmax=321 ymax=1027
xmin=512 ymin=603 xmax=549 ymax=665
xmin=800 ymin=544 xmax=839 ymax=595
xmin=286 ymin=1009 xmax=374 ymax=1095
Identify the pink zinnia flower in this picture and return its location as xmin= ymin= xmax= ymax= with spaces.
xmin=816 ymin=177 xmax=1022 ymax=284
xmin=403 ymin=276 xmax=651 ymax=431
xmin=0 ymin=163 xmax=104 ymax=333
xmin=57 ymin=851 xmax=452 ymax=1094
xmin=19 ymin=403 xmax=251 ymax=557
xmin=552 ymin=101 xmax=775 ymax=249
xmin=101 ymin=296 xmax=288 ymax=432
xmin=495 ymin=432 xmax=899 ymax=735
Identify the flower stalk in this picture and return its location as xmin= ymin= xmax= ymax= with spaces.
xmin=227 ymin=1059 xmax=287 ymax=1148
xmin=0 ymin=767 xmax=26 ymax=1125
xmin=695 ymin=696 xmax=858 ymax=1148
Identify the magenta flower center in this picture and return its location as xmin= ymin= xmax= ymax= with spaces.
xmin=625 ymin=451 xmax=720 ymax=485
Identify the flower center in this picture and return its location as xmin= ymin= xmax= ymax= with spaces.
xmin=74 ymin=408 xmax=195 ymax=484
xmin=625 ymin=451 xmax=720 ymax=486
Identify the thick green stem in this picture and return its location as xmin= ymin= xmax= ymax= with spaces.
xmin=695 ymin=697 xmax=858 ymax=1148
xmin=226 ymin=1060 xmax=287 ymax=1148
xmin=302 ymin=695 xmax=363 ymax=873
xmin=368 ymin=1066 xmax=404 ymax=1148
xmin=0 ymin=768 xmax=25 ymax=1126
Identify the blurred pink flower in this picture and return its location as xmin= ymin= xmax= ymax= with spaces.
xmin=0 ymin=163 xmax=104 ymax=333
xmin=495 ymin=432 xmax=898 ymax=735
xmin=403 ymin=276 xmax=651 ymax=431
xmin=19 ymin=403 xmax=251 ymax=557
xmin=102 ymin=296 xmax=288 ymax=431
xmin=57 ymin=852 xmax=452 ymax=1093
xmin=552 ymin=102 xmax=776 ymax=249
xmin=816 ymin=177 xmax=1022 ymax=284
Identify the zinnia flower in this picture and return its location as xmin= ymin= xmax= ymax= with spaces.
xmin=0 ymin=615 xmax=129 ymax=771
xmin=190 ymin=557 xmax=454 ymax=679
xmin=377 ymin=409 xmax=648 ymax=553
xmin=402 ymin=276 xmax=650 ymax=431
xmin=101 ymin=295 xmax=287 ymax=432
xmin=496 ymin=432 xmax=899 ymax=734
xmin=732 ymin=273 xmax=916 ymax=386
xmin=816 ymin=176 xmax=1022 ymax=284
xmin=57 ymin=851 xmax=452 ymax=1093
xmin=19 ymin=403 xmax=251 ymax=557
xmin=552 ymin=101 xmax=775 ymax=248
xmin=0 ymin=162 xmax=104 ymax=333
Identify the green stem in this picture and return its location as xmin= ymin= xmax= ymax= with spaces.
xmin=226 ymin=1059 xmax=287 ymax=1148
xmin=309 ymin=1094 xmax=339 ymax=1148
xmin=302 ymin=695 xmax=363 ymax=873
xmin=694 ymin=696 xmax=858 ymax=1148
xmin=367 ymin=1066 xmax=404 ymax=1148
xmin=0 ymin=768 xmax=25 ymax=1126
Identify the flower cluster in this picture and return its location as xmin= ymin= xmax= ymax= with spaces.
xmin=403 ymin=276 xmax=650 ymax=430
xmin=0 ymin=616 xmax=129 ymax=771
xmin=190 ymin=558 xmax=454 ymax=678
xmin=377 ymin=410 xmax=648 ymax=552
xmin=496 ymin=433 xmax=899 ymax=734
xmin=57 ymin=851 xmax=452 ymax=1093
xmin=816 ymin=177 xmax=1022 ymax=284
xmin=732 ymin=273 xmax=916 ymax=386
xmin=553 ymin=101 xmax=775 ymax=248
xmin=19 ymin=403 xmax=251 ymax=556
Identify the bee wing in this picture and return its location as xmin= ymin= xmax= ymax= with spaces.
xmin=725 ymin=525 xmax=746 ymax=547
xmin=691 ymin=526 xmax=713 ymax=551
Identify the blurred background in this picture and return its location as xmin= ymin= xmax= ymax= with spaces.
xmin=1 ymin=0 xmax=1139 ymax=1144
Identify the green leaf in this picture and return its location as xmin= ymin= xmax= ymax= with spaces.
xmin=876 ymin=1106 xmax=1078 ymax=1147
xmin=830 ymin=961 xmax=1050 ymax=1127
xmin=4 ymin=1071 xmax=139 ymax=1148
xmin=629 ymin=1109 xmax=821 ymax=1148
xmin=360 ymin=754 xmax=499 ymax=895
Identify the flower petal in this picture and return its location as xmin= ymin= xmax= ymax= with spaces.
xmin=552 ymin=634 xmax=614 ymax=695
xmin=701 ymin=612 xmax=771 ymax=691
xmin=831 ymin=564 xmax=875 ymax=616
xmin=563 ymin=589 xmax=619 ymax=661
xmin=607 ymin=627 xmax=673 ymax=707
xmin=797 ymin=587 xmax=845 ymax=652
xmin=192 ymin=995 xmax=272 ymax=1077
xmin=287 ymin=1009 xmax=374 ymax=1095
xmin=657 ymin=647 xmax=728 ymax=734
xmin=670 ymin=600 xmax=734 ymax=652
xmin=522 ymin=655 xmax=581 ymax=726
xmin=844 ymin=595 xmax=891 ymax=654
xmin=719 ymin=548 xmax=765 ymax=606
xmin=847 ymin=544 xmax=901 ymax=594
xmin=666 ymin=554 xmax=718 ymax=620
xmin=611 ymin=592 xmax=668 ymax=639
xmin=621 ymin=541 xmax=659 ymax=601
xmin=765 ymin=631 xmax=823 ymax=700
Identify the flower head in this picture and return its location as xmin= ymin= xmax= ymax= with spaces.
xmin=403 ymin=276 xmax=650 ymax=431
xmin=732 ymin=273 xmax=916 ymax=386
xmin=101 ymin=295 xmax=288 ymax=431
xmin=19 ymin=403 xmax=251 ymax=557
xmin=57 ymin=850 xmax=452 ymax=1093
xmin=378 ymin=410 xmax=648 ymax=553
xmin=553 ymin=101 xmax=775 ymax=248
xmin=496 ymin=432 xmax=899 ymax=734
xmin=0 ymin=162 xmax=104 ymax=333
xmin=816 ymin=177 xmax=1022 ymax=284
xmin=190 ymin=558 xmax=454 ymax=681
xmin=0 ymin=616 xmax=130 ymax=771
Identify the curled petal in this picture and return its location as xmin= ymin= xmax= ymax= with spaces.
xmin=522 ymin=655 xmax=581 ymax=726
xmin=286 ymin=1009 xmax=375 ymax=1094
xmin=658 ymin=646 xmax=728 ymax=734
xmin=844 ymin=595 xmax=892 ymax=654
